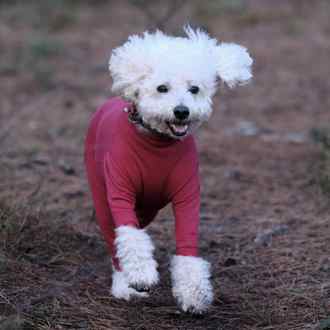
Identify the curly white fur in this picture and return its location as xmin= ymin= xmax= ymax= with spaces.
xmin=109 ymin=26 xmax=253 ymax=139
xmin=170 ymin=255 xmax=213 ymax=314
xmin=216 ymin=43 xmax=253 ymax=88
xmin=111 ymin=269 xmax=149 ymax=300
xmin=115 ymin=226 xmax=159 ymax=290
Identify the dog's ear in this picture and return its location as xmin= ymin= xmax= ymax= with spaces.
xmin=215 ymin=43 xmax=253 ymax=88
xmin=109 ymin=35 xmax=152 ymax=97
xmin=184 ymin=26 xmax=253 ymax=88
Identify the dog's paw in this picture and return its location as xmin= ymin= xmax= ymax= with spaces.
xmin=111 ymin=270 xmax=149 ymax=300
xmin=125 ymin=257 xmax=159 ymax=291
xmin=115 ymin=226 xmax=159 ymax=290
xmin=170 ymin=255 xmax=213 ymax=314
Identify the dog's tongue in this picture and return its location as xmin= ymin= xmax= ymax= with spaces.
xmin=171 ymin=124 xmax=188 ymax=134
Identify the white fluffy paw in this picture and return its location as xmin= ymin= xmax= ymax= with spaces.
xmin=170 ymin=255 xmax=213 ymax=314
xmin=111 ymin=270 xmax=149 ymax=300
xmin=115 ymin=226 xmax=159 ymax=290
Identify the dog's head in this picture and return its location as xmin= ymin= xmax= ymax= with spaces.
xmin=109 ymin=26 xmax=253 ymax=139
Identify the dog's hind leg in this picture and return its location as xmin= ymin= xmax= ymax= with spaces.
xmin=84 ymin=115 xmax=120 ymax=269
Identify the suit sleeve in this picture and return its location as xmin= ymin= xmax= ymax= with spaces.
xmin=103 ymin=152 xmax=139 ymax=228
xmin=169 ymin=149 xmax=200 ymax=257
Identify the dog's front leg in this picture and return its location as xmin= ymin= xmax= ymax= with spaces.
xmin=171 ymin=255 xmax=213 ymax=314
xmin=114 ymin=226 xmax=159 ymax=291
xmin=168 ymin=153 xmax=213 ymax=313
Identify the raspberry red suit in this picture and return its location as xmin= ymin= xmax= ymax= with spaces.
xmin=84 ymin=98 xmax=200 ymax=269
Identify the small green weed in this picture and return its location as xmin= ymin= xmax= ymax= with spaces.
xmin=319 ymin=317 xmax=330 ymax=330
xmin=310 ymin=127 xmax=330 ymax=195
xmin=0 ymin=315 xmax=25 ymax=330
xmin=29 ymin=38 xmax=63 ymax=58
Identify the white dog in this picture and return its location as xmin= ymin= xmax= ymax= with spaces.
xmin=84 ymin=26 xmax=253 ymax=314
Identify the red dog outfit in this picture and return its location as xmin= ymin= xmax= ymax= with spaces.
xmin=84 ymin=97 xmax=200 ymax=269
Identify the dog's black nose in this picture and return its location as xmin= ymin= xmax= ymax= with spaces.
xmin=173 ymin=105 xmax=189 ymax=120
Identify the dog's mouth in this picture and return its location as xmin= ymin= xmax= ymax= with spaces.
xmin=166 ymin=121 xmax=189 ymax=137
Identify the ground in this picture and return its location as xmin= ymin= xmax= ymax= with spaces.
xmin=0 ymin=0 xmax=330 ymax=329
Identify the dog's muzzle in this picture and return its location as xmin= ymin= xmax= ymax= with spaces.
xmin=167 ymin=105 xmax=190 ymax=137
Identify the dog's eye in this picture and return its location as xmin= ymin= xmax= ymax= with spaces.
xmin=157 ymin=85 xmax=169 ymax=93
xmin=189 ymin=86 xmax=199 ymax=94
